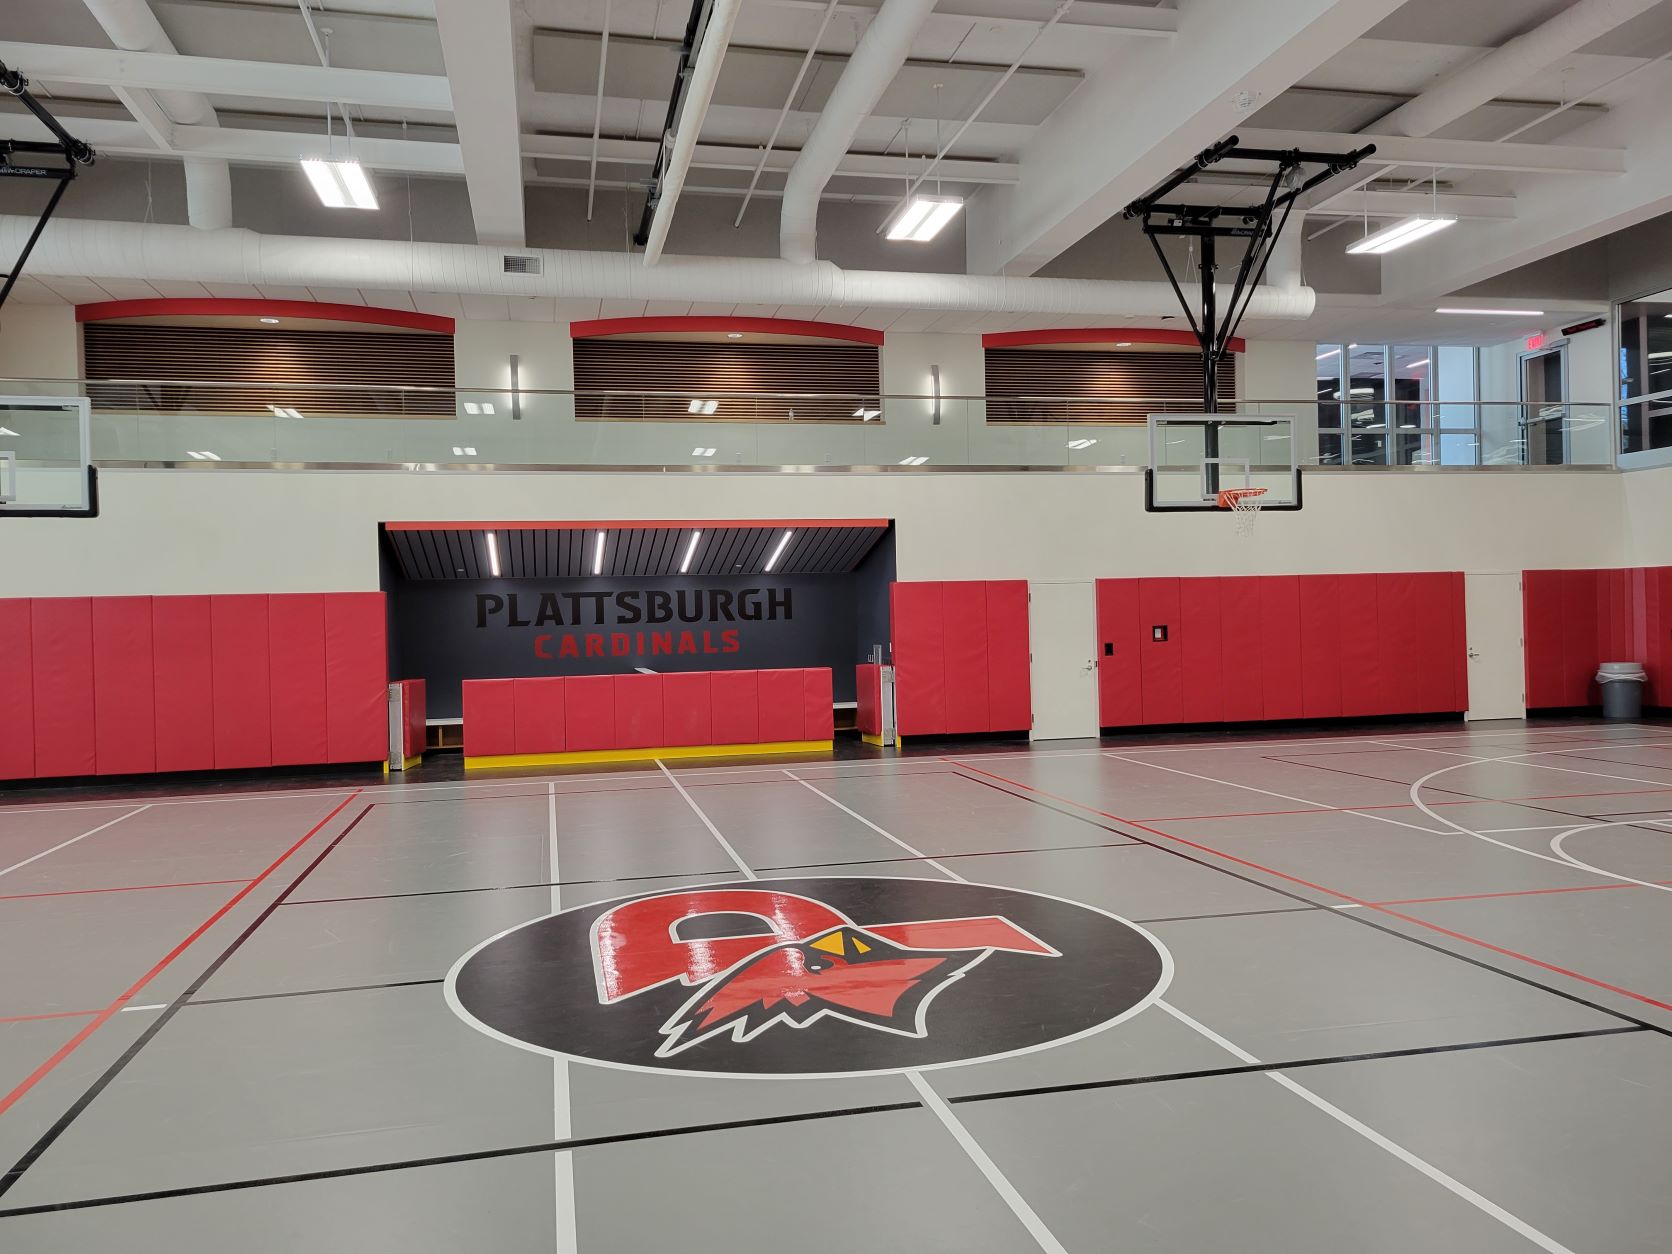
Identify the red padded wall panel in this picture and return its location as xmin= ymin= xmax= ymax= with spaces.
xmin=616 ymin=674 xmax=665 ymax=747
xmin=1179 ymin=579 xmax=1224 ymax=724
xmin=31 ymin=599 xmax=96 ymax=778
xmin=1522 ymin=570 xmax=1564 ymax=709
xmin=1258 ymin=577 xmax=1304 ymax=721
xmin=1649 ymin=569 xmax=1672 ymax=708
xmin=513 ymin=677 xmax=566 ymax=755
xmin=1400 ymin=572 xmax=1461 ymax=714
xmin=0 ymin=600 xmax=34 ymax=779
xmin=804 ymin=668 xmax=835 ymax=740
xmin=1336 ymin=575 xmax=1383 ymax=717
xmin=1096 ymin=579 xmax=1142 ymax=727
xmin=401 ymin=679 xmax=426 ymax=760
xmin=855 ymin=664 xmax=881 ymax=737
xmin=152 ymin=596 xmax=215 ymax=773
xmin=1557 ymin=569 xmax=1600 ymax=707
xmin=1219 ymin=577 xmax=1263 ymax=723
xmin=891 ymin=582 xmax=946 ymax=736
xmin=941 ymin=582 xmax=990 ymax=734
xmin=210 ymin=595 xmax=271 ymax=770
xmin=757 ymin=669 xmax=806 ymax=742
xmin=462 ymin=679 xmax=516 ymax=757
xmin=663 ymin=672 xmax=713 ymax=746
xmin=267 ymin=594 xmax=328 ymax=767
xmin=564 ymin=676 xmax=617 ymax=751
xmin=1451 ymin=572 xmax=1469 ymax=714
xmin=324 ymin=592 xmax=387 ymax=763
xmin=710 ymin=670 xmax=760 ymax=744
xmin=1375 ymin=574 xmax=1422 ymax=715
xmin=92 ymin=597 xmax=156 ymax=776
xmin=1138 ymin=579 xmax=1183 ymax=725
xmin=985 ymin=581 xmax=1031 ymax=733
xmin=1299 ymin=576 xmax=1344 ymax=719
xmin=1606 ymin=568 xmax=1636 ymax=662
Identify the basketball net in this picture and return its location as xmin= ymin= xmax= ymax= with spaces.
xmin=1216 ymin=487 xmax=1267 ymax=537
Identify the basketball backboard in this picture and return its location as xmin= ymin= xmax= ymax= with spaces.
xmin=0 ymin=396 xmax=95 ymax=516
xmin=1145 ymin=413 xmax=1300 ymax=512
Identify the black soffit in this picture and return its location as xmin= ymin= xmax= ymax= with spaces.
xmin=384 ymin=523 xmax=889 ymax=581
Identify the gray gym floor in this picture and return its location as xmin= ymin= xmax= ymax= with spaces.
xmin=1 ymin=720 xmax=1669 ymax=1252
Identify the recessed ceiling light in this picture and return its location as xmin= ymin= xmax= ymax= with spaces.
xmin=1316 ymin=348 xmax=1340 ymax=360
xmin=852 ymin=408 xmax=881 ymax=420
xmin=726 ymin=332 xmax=743 ymax=339
xmin=486 ymin=531 xmax=500 ymax=577
xmin=1067 ymin=438 xmax=1097 ymax=450
xmin=301 ymin=157 xmax=378 ymax=210
xmin=186 ymin=450 xmax=221 ymax=460
xmin=452 ymin=446 xmax=477 ymax=456
xmin=1114 ymin=341 xmax=1132 ymax=347
xmin=680 ymin=529 xmax=702 ymax=574
xmin=259 ymin=317 xmax=280 ymax=324
xmin=687 ymin=398 xmax=719 ymax=415
xmin=593 ymin=530 xmax=605 ymax=575
xmin=899 ymin=455 xmax=929 ymax=466
xmin=883 ymin=194 xmax=963 ymax=242
xmin=1345 ymin=215 xmax=1456 ymax=255
xmin=1436 ymin=307 xmax=1545 ymax=316
xmin=691 ymin=446 xmax=717 ymax=457
xmin=461 ymin=401 xmax=497 ymax=415
xmin=265 ymin=404 xmax=304 ymax=420
xmin=763 ymin=529 xmax=794 ymax=573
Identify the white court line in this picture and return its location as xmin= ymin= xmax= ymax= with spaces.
xmin=791 ymin=771 xmax=1570 ymax=1252
xmin=782 ymin=770 xmax=960 ymax=879
xmin=655 ymin=760 xmax=757 ymax=880
xmin=0 ymin=805 xmax=150 ymax=880
xmin=1155 ymin=1002 xmax=1577 ymax=1254
xmin=1101 ymin=753 xmax=1450 ymax=837
xmin=547 ymin=784 xmax=579 ymax=1254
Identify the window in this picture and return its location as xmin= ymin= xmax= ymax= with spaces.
xmin=1617 ymin=291 xmax=1672 ymax=454
xmin=1315 ymin=343 xmax=1480 ymax=466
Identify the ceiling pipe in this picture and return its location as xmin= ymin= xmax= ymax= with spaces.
xmin=642 ymin=0 xmax=744 ymax=264
xmin=0 ymin=216 xmax=1318 ymax=319
xmin=80 ymin=0 xmax=233 ymax=230
xmin=780 ymin=0 xmax=939 ymax=264
xmin=1374 ymin=0 xmax=1663 ymax=138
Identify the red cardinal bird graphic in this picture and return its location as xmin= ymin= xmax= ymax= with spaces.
xmin=655 ymin=924 xmax=987 ymax=1057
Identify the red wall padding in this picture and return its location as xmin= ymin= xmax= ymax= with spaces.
xmin=892 ymin=580 xmax=1030 ymax=736
xmin=1523 ymin=566 xmax=1672 ymax=709
xmin=855 ymin=663 xmax=882 ymax=737
xmin=1096 ymin=571 xmax=1467 ymax=728
xmin=0 ymin=592 xmax=388 ymax=781
xmin=463 ymin=668 xmax=834 ymax=756
xmin=0 ymin=600 xmax=34 ymax=780
xmin=400 ymin=679 xmax=426 ymax=760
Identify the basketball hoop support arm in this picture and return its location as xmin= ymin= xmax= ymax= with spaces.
xmin=0 ymin=60 xmax=96 ymax=312
xmin=1124 ymin=137 xmax=1373 ymax=489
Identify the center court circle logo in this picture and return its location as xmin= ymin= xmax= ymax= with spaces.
xmin=445 ymin=877 xmax=1172 ymax=1077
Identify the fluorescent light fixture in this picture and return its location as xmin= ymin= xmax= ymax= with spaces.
xmin=1316 ymin=348 xmax=1340 ymax=360
xmin=883 ymin=194 xmax=963 ymax=242
xmin=1067 ymin=438 xmax=1097 ymax=450
xmin=1114 ymin=341 xmax=1132 ymax=347
xmin=852 ymin=408 xmax=881 ymax=420
xmin=301 ymin=157 xmax=378 ymax=210
xmin=687 ymin=398 xmax=719 ymax=415
xmin=691 ymin=446 xmax=717 ymax=456
xmin=899 ymin=455 xmax=929 ymax=466
xmin=486 ymin=531 xmax=500 ymax=577
xmin=726 ymin=332 xmax=743 ymax=339
xmin=1406 ymin=357 xmax=1431 ymax=369
xmin=593 ymin=530 xmax=605 ymax=575
xmin=265 ymin=404 xmax=304 ymax=420
xmin=764 ymin=529 xmax=793 ymax=573
xmin=452 ymin=446 xmax=476 ymax=456
xmin=1648 ymin=351 xmax=1672 ymax=360
xmin=463 ymin=401 xmax=496 ymax=415
xmin=186 ymin=450 xmax=221 ymax=460
xmin=0 ymin=426 xmax=17 ymax=437
xmin=1345 ymin=215 xmax=1456 ymax=255
xmin=1436 ymin=306 xmax=1545 ymax=316
xmin=259 ymin=317 xmax=280 ymax=325
xmin=680 ymin=529 xmax=702 ymax=574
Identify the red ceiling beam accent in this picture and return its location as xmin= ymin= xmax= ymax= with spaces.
xmin=982 ymin=327 xmax=1245 ymax=353
xmin=569 ymin=316 xmax=884 ymax=346
xmin=75 ymin=298 xmax=454 ymax=335
xmin=384 ymin=519 xmax=889 ymax=532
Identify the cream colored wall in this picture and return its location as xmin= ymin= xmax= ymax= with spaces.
xmin=0 ymin=464 xmax=1626 ymax=597
xmin=0 ymin=304 xmax=78 ymax=379
xmin=1621 ymin=463 xmax=1672 ymax=565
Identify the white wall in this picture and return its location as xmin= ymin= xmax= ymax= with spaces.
xmin=0 ymin=465 xmax=1626 ymax=597
xmin=0 ymin=304 xmax=78 ymax=380
xmin=1622 ymin=462 xmax=1672 ymax=564
xmin=1565 ymin=323 xmax=1615 ymax=465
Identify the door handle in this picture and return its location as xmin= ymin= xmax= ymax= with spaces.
xmin=1468 ymin=648 xmax=1482 ymax=659
xmin=1083 ymin=660 xmax=1097 ymax=672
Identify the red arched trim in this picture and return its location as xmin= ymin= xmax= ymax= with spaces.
xmin=570 ymin=316 xmax=883 ymax=346
xmin=982 ymin=327 xmax=1245 ymax=353
xmin=75 ymin=298 xmax=454 ymax=334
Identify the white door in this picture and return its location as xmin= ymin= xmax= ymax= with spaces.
xmin=1464 ymin=572 xmax=1526 ymax=720
xmin=1028 ymin=581 xmax=1100 ymax=740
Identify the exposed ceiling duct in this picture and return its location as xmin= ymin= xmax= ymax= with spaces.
xmin=1373 ymin=0 xmax=1664 ymax=138
xmin=0 ymin=216 xmax=1319 ymax=319
xmin=80 ymin=0 xmax=233 ymax=230
xmin=779 ymin=0 xmax=940 ymax=264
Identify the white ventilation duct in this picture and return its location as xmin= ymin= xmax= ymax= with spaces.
xmin=780 ymin=0 xmax=939 ymax=263
xmin=1374 ymin=0 xmax=1663 ymax=138
xmin=1265 ymin=210 xmax=1304 ymax=290
xmin=82 ymin=0 xmax=233 ymax=230
xmin=0 ymin=217 xmax=1318 ymax=319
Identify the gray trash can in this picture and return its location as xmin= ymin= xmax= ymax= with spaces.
xmin=1597 ymin=662 xmax=1647 ymax=720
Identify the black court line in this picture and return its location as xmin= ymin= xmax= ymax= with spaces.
xmin=0 ymin=802 xmax=377 ymax=1203
xmin=184 ymin=978 xmax=445 ymax=1009
xmin=1131 ymin=905 xmax=1322 ymax=926
xmin=0 ymin=1022 xmax=1644 ymax=1220
xmin=950 ymin=770 xmax=1672 ymax=1039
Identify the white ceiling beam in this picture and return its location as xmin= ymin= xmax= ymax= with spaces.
xmin=521 ymin=133 xmax=1020 ymax=184
xmin=1235 ymin=127 xmax=1626 ymax=175
xmin=109 ymin=86 xmax=176 ymax=151
xmin=757 ymin=0 xmax=1176 ymax=36
xmin=430 ymin=0 xmax=525 ymax=245
xmin=963 ymin=0 xmax=1407 ymax=277
xmin=0 ymin=40 xmax=452 ymax=112
xmin=1304 ymin=190 xmax=1517 ymax=220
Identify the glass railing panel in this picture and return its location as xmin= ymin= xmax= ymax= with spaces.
xmin=0 ymin=395 xmax=89 ymax=511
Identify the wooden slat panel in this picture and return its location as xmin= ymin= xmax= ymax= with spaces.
xmin=985 ymin=347 xmax=1235 ymax=424
xmin=573 ymin=339 xmax=881 ymax=423
xmin=84 ymin=324 xmax=454 ymax=416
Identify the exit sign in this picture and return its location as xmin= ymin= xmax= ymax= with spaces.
xmin=1525 ymin=333 xmax=1546 ymax=351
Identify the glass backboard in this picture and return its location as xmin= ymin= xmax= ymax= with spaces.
xmin=0 ymin=396 xmax=95 ymax=515
xmin=1146 ymin=413 xmax=1300 ymax=511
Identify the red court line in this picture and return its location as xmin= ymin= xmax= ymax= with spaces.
xmin=0 ymin=791 xmax=361 ymax=1121
xmin=1136 ymin=784 xmax=1672 ymax=824
xmin=949 ymin=759 xmax=1672 ymax=1015
xmin=1366 ymin=879 xmax=1672 ymax=908
xmin=0 ymin=879 xmax=251 ymax=904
